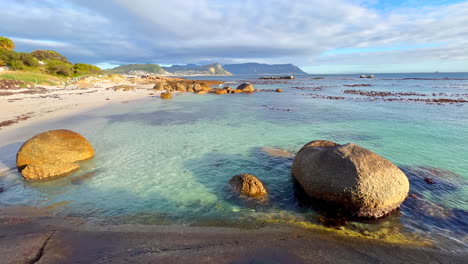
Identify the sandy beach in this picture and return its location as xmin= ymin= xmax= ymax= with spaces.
xmin=0 ymin=78 xmax=163 ymax=133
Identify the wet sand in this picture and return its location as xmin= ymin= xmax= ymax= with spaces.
xmin=0 ymin=207 xmax=466 ymax=264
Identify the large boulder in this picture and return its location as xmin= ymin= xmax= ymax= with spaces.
xmin=237 ymin=83 xmax=255 ymax=93
xmin=229 ymin=174 xmax=267 ymax=198
xmin=16 ymin=130 xmax=94 ymax=181
xmin=291 ymin=140 xmax=409 ymax=218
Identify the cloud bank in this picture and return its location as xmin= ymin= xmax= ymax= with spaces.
xmin=1 ymin=0 xmax=467 ymax=73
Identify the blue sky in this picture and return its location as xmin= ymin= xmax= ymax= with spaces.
xmin=1 ymin=0 xmax=467 ymax=73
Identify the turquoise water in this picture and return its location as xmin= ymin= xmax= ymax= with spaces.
xmin=0 ymin=73 xmax=467 ymax=251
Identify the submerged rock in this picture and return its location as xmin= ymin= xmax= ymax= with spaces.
xmin=16 ymin=129 xmax=94 ymax=181
xmin=237 ymin=83 xmax=255 ymax=93
xmin=291 ymin=140 xmax=409 ymax=218
xmin=229 ymin=173 xmax=267 ymax=198
xmin=260 ymin=147 xmax=294 ymax=159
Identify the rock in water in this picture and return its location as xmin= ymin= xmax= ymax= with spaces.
xmin=160 ymin=92 xmax=172 ymax=99
xmin=260 ymin=147 xmax=294 ymax=159
xmin=16 ymin=130 xmax=94 ymax=181
xmin=237 ymin=83 xmax=255 ymax=93
xmin=229 ymin=174 xmax=267 ymax=198
xmin=215 ymin=88 xmax=227 ymax=95
xmin=291 ymin=140 xmax=409 ymax=218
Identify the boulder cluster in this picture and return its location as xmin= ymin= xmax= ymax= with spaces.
xmin=14 ymin=128 xmax=410 ymax=219
xmin=153 ymin=81 xmax=256 ymax=99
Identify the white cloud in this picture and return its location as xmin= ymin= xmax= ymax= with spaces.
xmin=0 ymin=0 xmax=467 ymax=72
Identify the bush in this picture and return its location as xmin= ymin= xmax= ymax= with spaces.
xmin=0 ymin=59 xmax=5 ymax=67
xmin=73 ymin=63 xmax=102 ymax=76
xmin=45 ymin=60 xmax=74 ymax=76
xmin=0 ymin=37 xmax=15 ymax=51
xmin=0 ymin=49 xmax=20 ymax=62
xmin=9 ymin=60 xmax=25 ymax=70
xmin=31 ymin=50 xmax=70 ymax=64
xmin=19 ymin=52 xmax=39 ymax=67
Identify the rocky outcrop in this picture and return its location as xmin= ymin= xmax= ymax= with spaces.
xmin=260 ymin=76 xmax=294 ymax=80
xmin=275 ymin=89 xmax=283 ymax=93
xmin=16 ymin=130 xmax=94 ymax=181
xmin=236 ymin=83 xmax=255 ymax=93
xmin=229 ymin=174 xmax=267 ymax=198
xmin=291 ymin=140 xmax=409 ymax=218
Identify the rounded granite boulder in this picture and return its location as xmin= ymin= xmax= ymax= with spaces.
xmin=236 ymin=83 xmax=255 ymax=93
xmin=16 ymin=129 xmax=94 ymax=181
xmin=291 ymin=140 xmax=409 ymax=218
xmin=229 ymin=173 xmax=267 ymax=199
xmin=160 ymin=92 xmax=172 ymax=99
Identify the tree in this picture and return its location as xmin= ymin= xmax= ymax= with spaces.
xmin=31 ymin=50 xmax=70 ymax=64
xmin=0 ymin=37 xmax=15 ymax=51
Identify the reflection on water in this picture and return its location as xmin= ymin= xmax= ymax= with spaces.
xmin=0 ymin=73 xmax=467 ymax=252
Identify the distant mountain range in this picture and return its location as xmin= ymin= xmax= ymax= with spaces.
xmin=106 ymin=64 xmax=169 ymax=75
xmin=106 ymin=62 xmax=307 ymax=76
xmin=162 ymin=63 xmax=232 ymax=76
xmin=223 ymin=63 xmax=307 ymax=75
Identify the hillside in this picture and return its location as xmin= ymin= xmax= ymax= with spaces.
xmin=106 ymin=64 xmax=170 ymax=75
xmin=223 ymin=63 xmax=307 ymax=75
xmin=162 ymin=63 xmax=232 ymax=76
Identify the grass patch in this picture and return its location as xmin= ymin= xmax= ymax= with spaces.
xmin=0 ymin=70 xmax=66 ymax=85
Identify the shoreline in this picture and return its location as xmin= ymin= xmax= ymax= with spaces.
xmin=0 ymin=206 xmax=466 ymax=263
xmin=0 ymin=83 xmax=162 ymax=134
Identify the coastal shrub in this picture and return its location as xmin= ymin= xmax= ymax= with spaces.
xmin=9 ymin=60 xmax=26 ymax=70
xmin=0 ymin=58 xmax=5 ymax=67
xmin=45 ymin=60 xmax=74 ymax=76
xmin=19 ymin=52 xmax=39 ymax=67
xmin=31 ymin=50 xmax=70 ymax=64
xmin=0 ymin=37 xmax=15 ymax=51
xmin=0 ymin=50 xmax=20 ymax=62
xmin=73 ymin=63 xmax=102 ymax=76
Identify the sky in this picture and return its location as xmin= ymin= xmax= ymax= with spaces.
xmin=1 ymin=0 xmax=467 ymax=73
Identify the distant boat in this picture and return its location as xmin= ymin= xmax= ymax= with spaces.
xmin=434 ymin=71 xmax=439 ymax=73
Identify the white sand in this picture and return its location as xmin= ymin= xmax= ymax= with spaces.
xmin=0 ymin=82 xmax=162 ymax=133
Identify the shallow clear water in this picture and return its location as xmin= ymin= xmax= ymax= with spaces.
xmin=0 ymin=73 xmax=467 ymax=251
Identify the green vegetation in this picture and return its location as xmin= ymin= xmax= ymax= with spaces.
xmin=45 ymin=60 xmax=74 ymax=76
xmin=73 ymin=63 xmax=102 ymax=75
xmin=0 ymin=37 xmax=15 ymax=51
xmin=106 ymin=64 xmax=166 ymax=74
xmin=31 ymin=49 xmax=70 ymax=64
xmin=0 ymin=71 xmax=66 ymax=85
xmin=0 ymin=36 xmax=102 ymax=80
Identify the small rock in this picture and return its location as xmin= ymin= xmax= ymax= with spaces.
xmin=160 ymin=92 xmax=172 ymax=99
xmin=424 ymin=177 xmax=435 ymax=184
xmin=229 ymin=173 xmax=267 ymax=198
xmin=275 ymin=89 xmax=283 ymax=93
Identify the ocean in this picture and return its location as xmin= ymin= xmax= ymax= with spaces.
xmin=0 ymin=73 xmax=467 ymax=251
